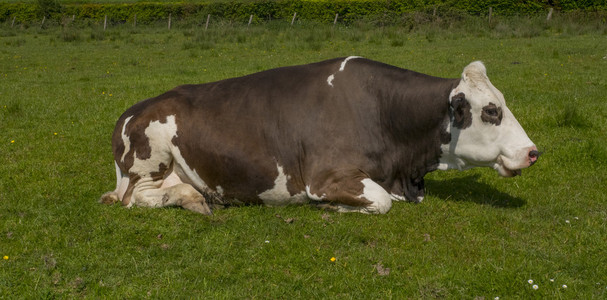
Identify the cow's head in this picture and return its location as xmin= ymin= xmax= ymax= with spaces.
xmin=439 ymin=61 xmax=539 ymax=176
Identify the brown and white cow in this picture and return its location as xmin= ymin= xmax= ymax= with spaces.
xmin=100 ymin=57 xmax=538 ymax=214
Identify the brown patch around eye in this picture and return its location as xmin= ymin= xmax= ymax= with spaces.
xmin=481 ymin=103 xmax=502 ymax=125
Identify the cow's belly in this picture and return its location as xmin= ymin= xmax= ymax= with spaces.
xmin=173 ymin=149 xmax=307 ymax=206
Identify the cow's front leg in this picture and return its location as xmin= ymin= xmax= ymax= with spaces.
xmin=310 ymin=175 xmax=392 ymax=214
xmin=390 ymin=177 xmax=425 ymax=203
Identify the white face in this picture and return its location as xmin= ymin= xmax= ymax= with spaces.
xmin=439 ymin=61 xmax=538 ymax=177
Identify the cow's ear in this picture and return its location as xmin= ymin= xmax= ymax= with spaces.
xmin=450 ymin=92 xmax=472 ymax=129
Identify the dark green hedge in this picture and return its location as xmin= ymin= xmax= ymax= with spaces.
xmin=2 ymin=0 xmax=606 ymax=24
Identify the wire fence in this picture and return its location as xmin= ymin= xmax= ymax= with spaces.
xmin=3 ymin=6 xmax=564 ymax=31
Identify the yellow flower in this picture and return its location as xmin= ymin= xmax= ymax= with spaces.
xmin=330 ymin=257 xmax=336 ymax=262
xmin=54 ymin=132 xmax=57 ymax=136
xmin=3 ymin=256 xmax=7 ymax=260
xmin=10 ymin=140 xmax=14 ymax=144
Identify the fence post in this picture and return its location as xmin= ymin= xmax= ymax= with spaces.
xmin=248 ymin=15 xmax=253 ymax=27
xmin=133 ymin=14 xmax=137 ymax=27
xmin=333 ymin=13 xmax=338 ymax=26
xmin=205 ymin=14 xmax=210 ymax=30
xmin=546 ymin=7 xmax=553 ymax=21
xmin=41 ymin=16 xmax=46 ymax=28
xmin=103 ymin=15 xmax=107 ymax=31
xmin=291 ymin=12 xmax=297 ymax=26
xmin=11 ymin=16 xmax=16 ymax=28
xmin=168 ymin=13 xmax=172 ymax=30
xmin=488 ymin=7 xmax=492 ymax=24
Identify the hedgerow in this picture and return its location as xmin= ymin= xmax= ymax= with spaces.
xmin=1 ymin=0 xmax=606 ymax=24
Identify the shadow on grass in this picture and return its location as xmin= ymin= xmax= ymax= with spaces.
xmin=426 ymin=174 xmax=526 ymax=208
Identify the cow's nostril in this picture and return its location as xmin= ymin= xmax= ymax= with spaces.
xmin=529 ymin=150 xmax=540 ymax=165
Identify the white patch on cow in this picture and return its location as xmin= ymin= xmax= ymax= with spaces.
xmin=389 ymin=192 xmax=424 ymax=203
xmin=337 ymin=178 xmax=391 ymax=214
xmin=120 ymin=115 xmax=133 ymax=163
xmin=340 ymin=56 xmax=361 ymax=71
xmin=390 ymin=193 xmax=406 ymax=202
xmin=114 ymin=160 xmax=122 ymax=190
xmin=160 ymin=170 xmax=183 ymax=188
xmin=114 ymin=161 xmax=129 ymax=200
xmin=128 ymin=116 xmax=176 ymax=176
xmin=305 ymin=185 xmax=326 ymax=201
xmin=258 ymin=164 xmax=290 ymax=204
xmin=216 ymin=186 xmax=224 ymax=196
xmin=128 ymin=115 xmax=209 ymax=193
xmin=171 ymin=146 xmax=209 ymax=192
xmin=335 ymin=179 xmax=391 ymax=214
xmin=326 ymin=56 xmax=362 ymax=87
xmin=259 ymin=164 xmax=308 ymax=206
xmin=327 ymin=74 xmax=335 ymax=87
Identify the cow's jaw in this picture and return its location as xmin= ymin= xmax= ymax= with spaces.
xmin=495 ymin=156 xmax=522 ymax=177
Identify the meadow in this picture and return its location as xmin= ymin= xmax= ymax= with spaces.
xmin=1 ymin=16 xmax=606 ymax=298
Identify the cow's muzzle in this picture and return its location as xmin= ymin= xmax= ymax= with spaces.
xmin=528 ymin=149 xmax=540 ymax=166
xmin=496 ymin=145 xmax=539 ymax=177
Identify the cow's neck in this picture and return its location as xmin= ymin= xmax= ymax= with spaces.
xmin=373 ymin=75 xmax=461 ymax=201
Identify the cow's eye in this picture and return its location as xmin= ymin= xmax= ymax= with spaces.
xmin=484 ymin=107 xmax=499 ymax=117
xmin=481 ymin=103 xmax=503 ymax=125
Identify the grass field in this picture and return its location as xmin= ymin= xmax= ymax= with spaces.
xmin=3 ymin=0 xmax=228 ymax=3
xmin=1 ymin=18 xmax=606 ymax=298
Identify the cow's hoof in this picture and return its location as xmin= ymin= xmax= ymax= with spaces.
xmin=99 ymin=191 xmax=120 ymax=205
xmin=182 ymin=202 xmax=213 ymax=215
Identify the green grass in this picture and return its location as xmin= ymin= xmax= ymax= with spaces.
xmin=1 ymin=19 xmax=606 ymax=298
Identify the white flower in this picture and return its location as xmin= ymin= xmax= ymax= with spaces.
xmin=562 ymin=284 xmax=567 ymax=289
xmin=565 ymin=220 xmax=570 ymax=224
xmin=494 ymin=297 xmax=499 ymax=300
xmin=550 ymin=278 xmax=555 ymax=282
xmin=533 ymin=284 xmax=539 ymax=290
xmin=528 ymin=279 xmax=534 ymax=284
xmin=264 ymin=240 xmax=269 ymax=243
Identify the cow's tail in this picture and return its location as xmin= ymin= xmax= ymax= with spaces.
xmin=99 ymin=161 xmax=129 ymax=205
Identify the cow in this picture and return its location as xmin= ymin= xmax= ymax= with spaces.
xmin=100 ymin=57 xmax=539 ymax=214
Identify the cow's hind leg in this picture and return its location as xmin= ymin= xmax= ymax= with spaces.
xmin=129 ymin=170 xmax=212 ymax=215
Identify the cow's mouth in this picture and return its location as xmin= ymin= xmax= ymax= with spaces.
xmin=495 ymin=156 xmax=522 ymax=177
xmin=503 ymin=167 xmax=522 ymax=177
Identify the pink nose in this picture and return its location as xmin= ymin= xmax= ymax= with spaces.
xmin=528 ymin=146 xmax=539 ymax=165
